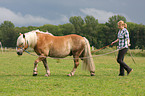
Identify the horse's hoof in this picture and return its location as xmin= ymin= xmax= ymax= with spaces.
xmin=44 ymin=73 xmax=50 ymax=77
xmin=33 ymin=72 xmax=37 ymax=76
xmin=91 ymin=73 xmax=95 ymax=76
xmin=67 ymin=72 xmax=74 ymax=77
xmin=67 ymin=74 xmax=72 ymax=77
xmin=33 ymin=74 xmax=37 ymax=76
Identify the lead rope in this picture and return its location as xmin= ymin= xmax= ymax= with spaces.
xmin=22 ymin=48 xmax=119 ymax=60
xmin=128 ymin=48 xmax=136 ymax=64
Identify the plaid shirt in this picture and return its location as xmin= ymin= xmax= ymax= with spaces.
xmin=118 ymin=28 xmax=129 ymax=49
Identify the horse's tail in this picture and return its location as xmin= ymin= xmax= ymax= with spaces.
xmin=81 ymin=37 xmax=95 ymax=73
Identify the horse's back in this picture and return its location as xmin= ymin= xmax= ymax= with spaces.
xmin=51 ymin=34 xmax=85 ymax=47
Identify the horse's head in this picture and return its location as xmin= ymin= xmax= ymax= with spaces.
xmin=17 ymin=33 xmax=29 ymax=55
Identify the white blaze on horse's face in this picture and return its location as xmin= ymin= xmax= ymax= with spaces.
xmin=17 ymin=34 xmax=26 ymax=55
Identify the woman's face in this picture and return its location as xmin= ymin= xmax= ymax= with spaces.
xmin=118 ymin=22 xmax=124 ymax=29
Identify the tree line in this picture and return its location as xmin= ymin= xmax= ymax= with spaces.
xmin=0 ymin=15 xmax=145 ymax=49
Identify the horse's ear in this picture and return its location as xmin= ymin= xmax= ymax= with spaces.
xmin=23 ymin=34 xmax=25 ymax=38
xmin=19 ymin=33 xmax=22 ymax=35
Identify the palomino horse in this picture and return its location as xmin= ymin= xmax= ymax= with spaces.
xmin=17 ymin=30 xmax=95 ymax=76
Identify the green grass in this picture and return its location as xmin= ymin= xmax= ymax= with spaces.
xmin=0 ymin=52 xmax=145 ymax=96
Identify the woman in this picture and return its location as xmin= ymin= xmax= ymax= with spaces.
xmin=111 ymin=20 xmax=133 ymax=76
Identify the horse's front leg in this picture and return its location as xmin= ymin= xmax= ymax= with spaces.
xmin=42 ymin=58 xmax=50 ymax=77
xmin=67 ymin=57 xmax=79 ymax=76
xmin=33 ymin=56 xmax=45 ymax=76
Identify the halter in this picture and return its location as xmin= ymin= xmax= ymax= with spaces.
xmin=17 ymin=38 xmax=29 ymax=51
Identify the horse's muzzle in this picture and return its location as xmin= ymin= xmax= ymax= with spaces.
xmin=17 ymin=50 xmax=23 ymax=55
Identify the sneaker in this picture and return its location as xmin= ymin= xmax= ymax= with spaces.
xmin=118 ymin=74 xmax=124 ymax=76
xmin=127 ymin=69 xmax=133 ymax=75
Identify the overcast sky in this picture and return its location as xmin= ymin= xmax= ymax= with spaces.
xmin=0 ymin=0 xmax=144 ymax=27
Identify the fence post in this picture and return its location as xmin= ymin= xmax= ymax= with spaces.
xmin=0 ymin=42 xmax=3 ymax=53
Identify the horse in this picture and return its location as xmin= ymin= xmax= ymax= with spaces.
xmin=16 ymin=30 xmax=95 ymax=76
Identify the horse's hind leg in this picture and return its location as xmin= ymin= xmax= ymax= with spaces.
xmin=67 ymin=56 xmax=79 ymax=76
xmin=42 ymin=58 xmax=50 ymax=77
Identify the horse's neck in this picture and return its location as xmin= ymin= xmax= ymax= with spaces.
xmin=26 ymin=32 xmax=37 ymax=48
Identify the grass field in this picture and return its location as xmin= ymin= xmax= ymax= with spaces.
xmin=0 ymin=51 xmax=145 ymax=96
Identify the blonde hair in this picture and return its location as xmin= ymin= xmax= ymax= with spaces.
xmin=118 ymin=20 xmax=125 ymax=26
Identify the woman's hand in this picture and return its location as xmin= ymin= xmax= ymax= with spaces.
xmin=128 ymin=43 xmax=131 ymax=46
xmin=111 ymin=42 xmax=115 ymax=45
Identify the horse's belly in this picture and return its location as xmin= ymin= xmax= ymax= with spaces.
xmin=49 ymin=41 xmax=72 ymax=58
xmin=49 ymin=50 xmax=71 ymax=58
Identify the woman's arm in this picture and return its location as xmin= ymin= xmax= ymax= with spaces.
xmin=127 ymin=39 xmax=131 ymax=46
xmin=125 ymin=29 xmax=131 ymax=46
xmin=111 ymin=39 xmax=119 ymax=45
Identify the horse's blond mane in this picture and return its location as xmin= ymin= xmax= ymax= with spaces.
xmin=17 ymin=30 xmax=53 ymax=48
xmin=31 ymin=29 xmax=54 ymax=36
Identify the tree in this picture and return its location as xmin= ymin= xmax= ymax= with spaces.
xmin=127 ymin=22 xmax=138 ymax=49
xmin=135 ymin=24 xmax=145 ymax=49
xmin=107 ymin=15 xmax=127 ymax=27
xmin=58 ymin=23 xmax=75 ymax=35
xmin=69 ymin=16 xmax=84 ymax=34
xmin=15 ymin=26 xmax=30 ymax=34
xmin=83 ymin=15 xmax=99 ymax=47
xmin=0 ymin=21 xmax=18 ymax=47
xmin=39 ymin=24 xmax=61 ymax=36
xmin=85 ymin=15 xmax=98 ymax=29
xmin=96 ymin=24 xmax=110 ymax=48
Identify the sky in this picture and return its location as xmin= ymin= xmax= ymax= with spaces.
xmin=0 ymin=0 xmax=144 ymax=27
